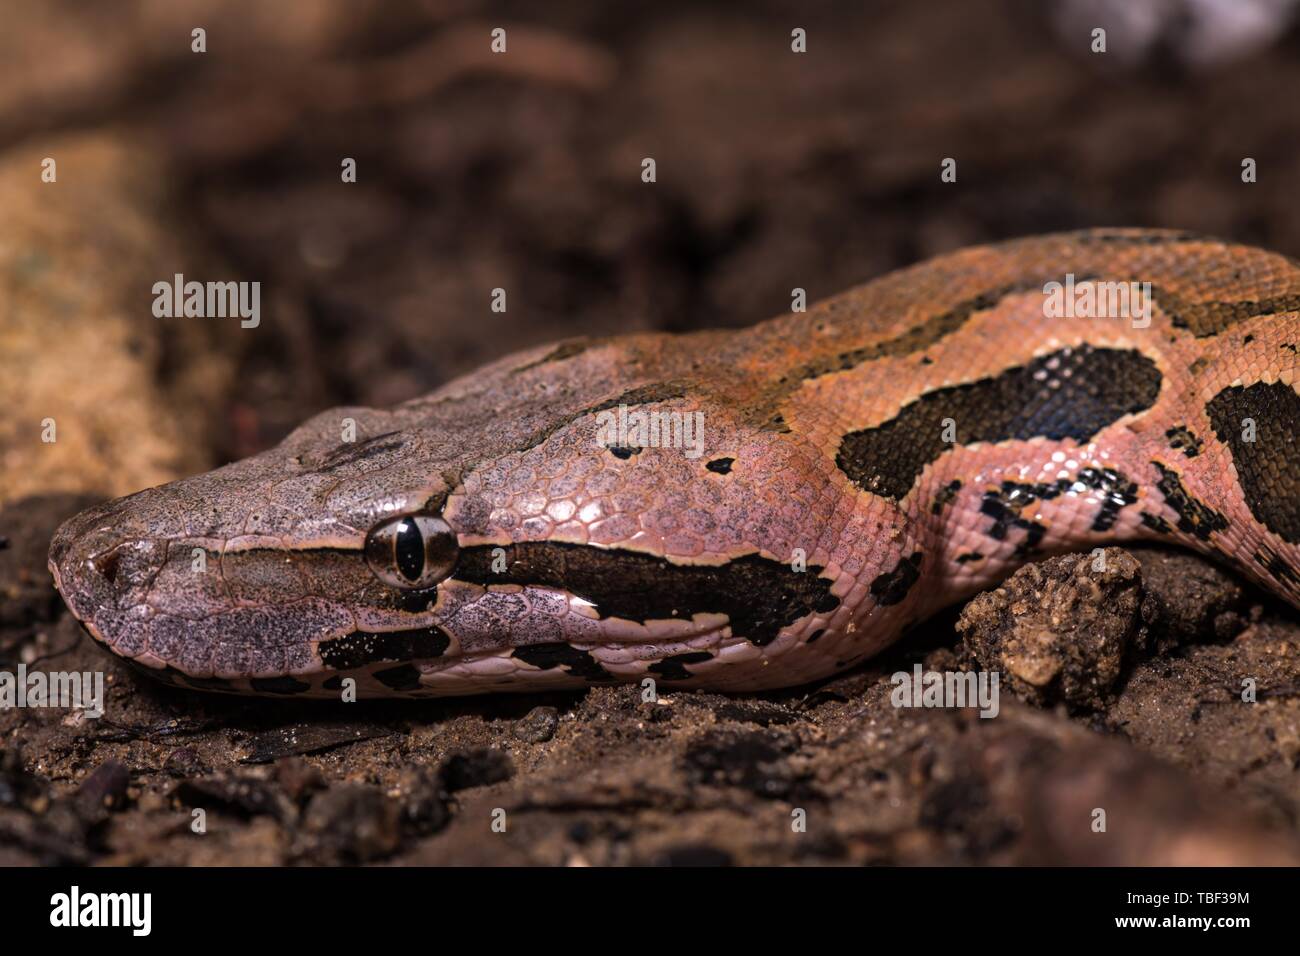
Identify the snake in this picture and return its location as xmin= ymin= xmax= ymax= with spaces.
xmin=47 ymin=228 xmax=1300 ymax=698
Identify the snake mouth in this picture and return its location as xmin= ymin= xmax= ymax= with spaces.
xmin=49 ymin=522 xmax=740 ymax=694
xmin=58 ymin=600 xmax=736 ymax=700
xmin=48 ymin=500 xmax=754 ymax=696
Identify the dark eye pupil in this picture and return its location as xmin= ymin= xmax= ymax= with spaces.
xmin=394 ymin=520 xmax=425 ymax=582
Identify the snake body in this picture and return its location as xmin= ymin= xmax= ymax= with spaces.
xmin=49 ymin=229 xmax=1300 ymax=698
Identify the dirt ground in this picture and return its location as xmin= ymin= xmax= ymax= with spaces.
xmin=3 ymin=0 xmax=1300 ymax=865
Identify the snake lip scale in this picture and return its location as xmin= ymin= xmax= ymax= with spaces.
xmin=48 ymin=228 xmax=1300 ymax=698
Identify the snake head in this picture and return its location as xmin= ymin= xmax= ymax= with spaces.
xmin=47 ymin=337 xmax=878 ymax=696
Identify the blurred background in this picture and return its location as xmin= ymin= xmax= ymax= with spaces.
xmin=7 ymin=0 xmax=1300 ymax=482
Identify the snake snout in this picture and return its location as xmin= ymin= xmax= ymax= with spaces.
xmin=49 ymin=522 xmax=167 ymax=644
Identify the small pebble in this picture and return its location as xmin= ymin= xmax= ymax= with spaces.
xmin=514 ymin=706 xmax=559 ymax=743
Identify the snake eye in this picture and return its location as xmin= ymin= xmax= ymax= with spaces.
xmin=364 ymin=514 xmax=458 ymax=590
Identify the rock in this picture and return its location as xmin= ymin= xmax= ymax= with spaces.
xmin=957 ymin=548 xmax=1144 ymax=710
xmin=175 ymin=773 xmax=293 ymax=822
xmin=73 ymin=758 xmax=130 ymax=819
xmin=394 ymin=765 xmax=450 ymax=836
xmin=439 ymin=748 xmax=514 ymax=792
xmin=513 ymin=706 xmax=559 ymax=743
xmin=701 ymin=696 xmax=798 ymax=727
xmin=0 ymin=800 xmax=89 ymax=866
xmin=1130 ymin=546 xmax=1250 ymax=648
xmin=274 ymin=757 xmax=327 ymax=806
xmin=680 ymin=729 xmax=804 ymax=800
xmin=162 ymin=748 xmax=208 ymax=778
xmin=0 ymin=132 xmax=233 ymax=506
xmin=0 ymin=745 xmax=46 ymax=810
xmin=301 ymin=784 xmax=401 ymax=864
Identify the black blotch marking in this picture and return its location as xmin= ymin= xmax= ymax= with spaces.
xmin=609 ymin=445 xmax=640 ymax=460
xmin=322 ymin=675 xmax=344 ymax=691
xmin=373 ymin=663 xmax=423 ymax=691
xmin=454 ymin=542 xmax=839 ymax=647
xmin=1165 ymin=425 xmax=1203 ymax=457
xmin=979 ymin=468 xmax=1138 ymax=555
xmin=316 ymin=432 xmax=404 ymax=471
xmin=955 ymin=552 xmax=984 ymax=564
xmin=930 ymin=479 xmax=963 ymax=515
xmin=870 ymin=552 xmax=923 ymax=606
xmin=249 ymin=676 xmax=311 ymax=695
xmin=396 ymin=589 xmax=440 ymax=614
xmin=785 ymin=278 xmax=1086 ymax=387
xmin=805 ymin=628 xmax=826 ymax=644
xmin=132 ymin=663 xmax=182 ymax=687
xmin=837 ymin=346 xmax=1161 ymax=500
xmin=1207 ymin=381 xmax=1300 ymax=543
xmin=587 ymin=381 xmax=694 ymax=415
xmin=420 ymin=465 xmax=468 ymax=518
xmin=1139 ymin=512 xmax=1175 ymax=535
xmin=706 ymin=457 xmax=735 ymax=474
xmin=512 ymin=339 xmax=590 ymax=374
xmin=512 ymin=643 xmax=613 ymax=682
xmin=183 ymin=675 xmax=235 ymax=691
xmin=135 ymin=664 xmax=235 ymax=692
xmin=1151 ymin=461 xmax=1229 ymax=540
xmin=1153 ymin=287 xmax=1300 ymax=338
xmin=1244 ymin=334 xmax=1255 ymax=344
xmin=648 ymin=652 xmax=714 ymax=682
xmin=507 ymin=381 xmax=696 ymax=460
xmin=1073 ymin=230 xmax=1208 ymax=245
xmin=766 ymin=413 xmax=791 ymax=434
xmin=1067 ymin=468 xmax=1139 ymax=532
xmin=1255 ymin=546 xmax=1300 ymax=590
xmin=319 ymin=625 xmax=452 ymax=670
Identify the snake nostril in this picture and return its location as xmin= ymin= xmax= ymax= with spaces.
xmin=92 ymin=548 xmax=122 ymax=585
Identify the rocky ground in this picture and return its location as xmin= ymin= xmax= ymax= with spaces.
xmin=3 ymin=0 xmax=1300 ymax=865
